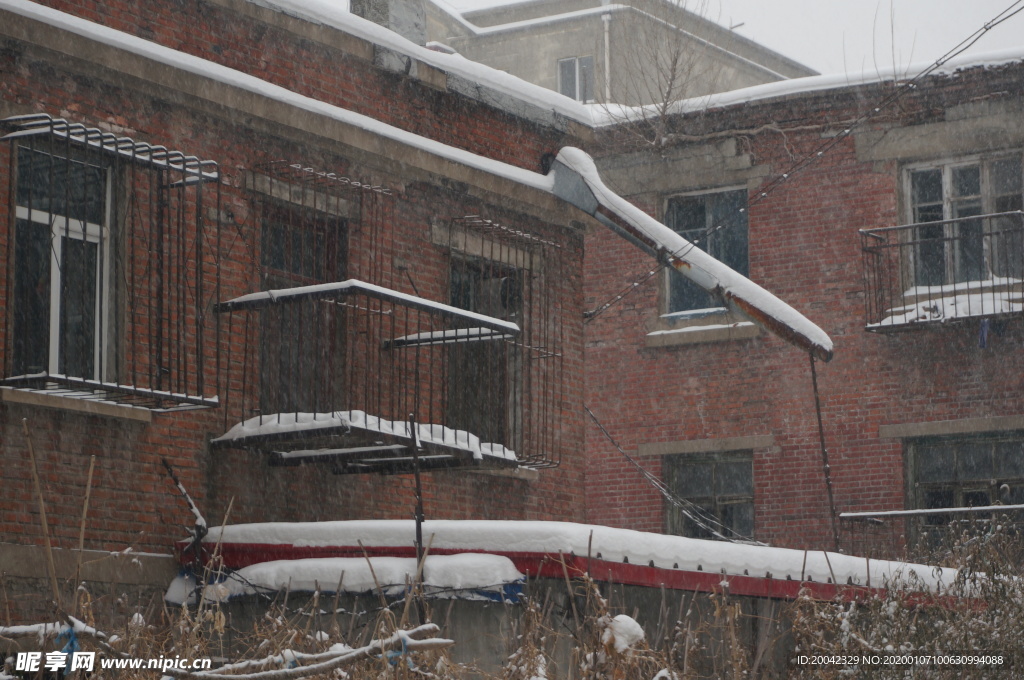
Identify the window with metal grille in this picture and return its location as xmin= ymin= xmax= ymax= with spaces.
xmin=13 ymin=146 xmax=110 ymax=380
xmin=255 ymin=186 xmax=348 ymax=415
xmin=447 ymin=254 xmax=523 ymax=447
xmin=664 ymin=189 xmax=748 ymax=314
xmin=2 ymin=114 xmax=220 ymax=410
xmin=907 ymin=156 xmax=1024 ymax=286
xmin=663 ymin=452 xmax=754 ymax=540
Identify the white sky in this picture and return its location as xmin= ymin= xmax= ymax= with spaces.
xmin=440 ymin=0 xmax=1024 ymax=77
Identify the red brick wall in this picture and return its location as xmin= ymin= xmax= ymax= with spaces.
xmin=26 ymin=0 xmax=574 ymax=171
xmin=585 ymin=64 xmax=1024 ymax=551
xmin=0 ymin=0 xmax=586 ymax=598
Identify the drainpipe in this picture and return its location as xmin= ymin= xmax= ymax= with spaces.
xmin=602 ymin=4 xmax=612 ymax=102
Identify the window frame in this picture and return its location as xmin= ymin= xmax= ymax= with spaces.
xmin=906 ymin=434 xmax=1024 ymax=540
xmin=663 ymin=450 xmax=754 ymax=541
xmin=557 ymin=55 xmax=595 ymax=103
xmin=12 ymin=148 xmax=113 ymax=381
xmin=661 ymin=185 xmax=749 ymax=318
xmin=902 ymin=152 xmax=1024 ymax=287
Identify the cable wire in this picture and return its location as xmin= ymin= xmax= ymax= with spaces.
xmin=585 ymin=405 xmax=766 ymax=545
xmin=583 ymin=0 xmax=1024 ymax=322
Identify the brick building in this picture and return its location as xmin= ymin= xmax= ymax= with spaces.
xmin=0 ymin=0 xmax=605 ymax=620
xmin=585 ymin=55 xmax=1024 ymax=554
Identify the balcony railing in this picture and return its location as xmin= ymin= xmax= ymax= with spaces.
xmin=212 ymin=279 xmax=563 ymax=473
xmin=860 ymin=211 xmax=1024 ymax=330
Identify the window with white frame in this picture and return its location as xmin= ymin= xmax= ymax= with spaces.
xmin=557 ymin=56 xmax=595 ymax=103
xmin=907 ymin=155 xmax=1024 ymax=286
xmin=13 ymin=147 xmax=111 ymax=380
xmin=664 ymin=188 xmax=748 ymax=314
xmin=663 ymin=451 xmax=754 ymax=540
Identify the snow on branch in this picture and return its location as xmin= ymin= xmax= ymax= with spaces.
xmin=161 ymin=624 xmax=452 ymax=680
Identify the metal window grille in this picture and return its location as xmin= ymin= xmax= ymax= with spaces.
xmin=1 ymin=114 xmax=220 ymax=410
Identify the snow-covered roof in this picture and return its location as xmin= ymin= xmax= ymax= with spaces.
xmin=194 ymin=519 xmax=955 ymax=596
xmin=431 ymin=0 xmax=800 ymax=82
xmin=592 ymin=45 xmax=1024 ymax=126
xmin=233 ymin=0 xmax=593 ymax=126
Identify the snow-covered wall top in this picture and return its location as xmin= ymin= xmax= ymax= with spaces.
xmin=199 ymin=519 xmax=954 ymax=593
xmin=591 ymin=46 xmax=1024 ymax=127
xmin=236 ymin=0 xmax=592 ymax=126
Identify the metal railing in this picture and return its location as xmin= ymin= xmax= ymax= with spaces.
xmin=860 ymin=211 xmax=1024 ymax=330
xmin=1 ymin=114 xmax=221 ymax=410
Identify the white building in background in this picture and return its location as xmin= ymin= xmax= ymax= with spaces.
xmin=426 ymin=0 xmax=816 ymax=106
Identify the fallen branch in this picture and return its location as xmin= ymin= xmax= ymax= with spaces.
xmin=162 ymin=624 xmax=451 ymax=680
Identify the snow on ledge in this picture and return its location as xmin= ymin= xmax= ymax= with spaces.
xmin=188 ymin=553 xmax=524 ymax=603
xmin=647 ymin=322 xmax=756 ymax=337
xmin=212 ymin=410 xmax=517 ymax=461
xmin=200 ymin=519 xmax=954 ymax=593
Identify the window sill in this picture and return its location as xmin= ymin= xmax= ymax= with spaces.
xmin=646 ymin=321 xmax=760 ymax=348
xmin=462 ymin=466 xmax=540 ymax=481
xmin=1 ymin=387 xmax=152 ymax=423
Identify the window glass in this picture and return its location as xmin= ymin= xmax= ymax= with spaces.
xmin=665 ymin=189 xmax=748 ymax=313
xmin=578 ymin=56 xmax=594 ymax=102
xmin=558 ymin=58 xmax=577 ymax=99
xmin=664 ymin=452 xmax=753 ymax=540
xmin=907 ymin=156 xmax=1024 ymax=285
xmin=13 ymin=148 xmax=107 ymax=380
xmin=12 ymin=219 xmax=51 ymax=375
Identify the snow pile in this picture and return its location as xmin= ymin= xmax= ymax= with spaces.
xmin=871 ymin=280 xmax=1024 ymax=327
xmin=201 ymin=519 xmax=954 ymax=592
xmin=191 ymin=553 xmax=524 ymax=603
xmin=601 ymin=614 xmax=645 ymax=653
xmin=212 ymin=410 xmax=516 ymax=461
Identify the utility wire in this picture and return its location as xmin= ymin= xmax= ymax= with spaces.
xmin=585 ymin=405 xmax=765 ymax=545
xmin=584 ymin=0 xmax=1024 ymax=322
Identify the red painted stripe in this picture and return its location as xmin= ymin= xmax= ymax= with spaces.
xmin=176 ymin=540 xmax=882 ymax=601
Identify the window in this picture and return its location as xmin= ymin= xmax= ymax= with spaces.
xmin=447 ymin=255 xmax=522 ymax=445
xmin=258 ymin=201 xmax=347 ymax=415
xmin=664 ymin=189 xmax=748 ymax=314
xmin=558 ymin=56 xmax=595 ymax=103
xmin=910 ymin=436 xmax=1024 ymax=519
xmin=907 ymin=156 xmax=1023 ymax=286
xmin=13 ymin=147 xmax=111 ymax=380
xmin=663 ymin=452 xmax=754 ymax=540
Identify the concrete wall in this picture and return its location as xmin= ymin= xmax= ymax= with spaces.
xmin=216 ymin=578 xmax=791 ymax=676
xmin=430 ymin=0 xmax=816 ymax=107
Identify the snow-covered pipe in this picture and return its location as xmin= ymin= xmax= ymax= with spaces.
xmin=549 ymin=147 xmax=834 ymax=362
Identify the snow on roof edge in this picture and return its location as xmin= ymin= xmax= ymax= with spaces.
xmin=551 ymin=147 xmax=834 ymax=360
xmin=241 ymin=0 xmax=594 ymax=126
xmin=0 ymin=0 xmax=556 ymax=196
xmin=199 ymin=519 xmax=955 ymax=593
xmin=591 ymin=45 xmax=1024 ymax=127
